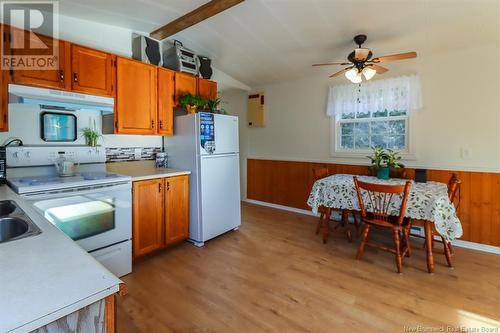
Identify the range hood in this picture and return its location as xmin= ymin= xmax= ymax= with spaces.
xmin=8 ymin=84 xmax=114 ymax=113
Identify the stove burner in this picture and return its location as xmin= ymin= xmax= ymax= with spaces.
xmin=18 ymin=177 xmax=63 ymax=186
xmin=80 ymin=172 xmax=120 ymax=181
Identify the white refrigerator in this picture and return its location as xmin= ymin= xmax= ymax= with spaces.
xmin=167 ymin=113 xmax=241 ymax=246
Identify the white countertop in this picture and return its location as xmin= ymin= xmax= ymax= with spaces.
xmin=106 ymin=160 xmax=191 ymax=181
xmin=0 ymin=185 xmax=122 ymax=333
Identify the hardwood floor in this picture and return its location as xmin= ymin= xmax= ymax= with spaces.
xmin=117 ymin=202 xmax=500 ymax=332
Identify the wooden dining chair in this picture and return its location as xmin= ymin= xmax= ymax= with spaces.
xmin=446 ymin=174 xmax=461 ymax=251
xmin=354 ymin=176 xmax=412 ymax=273
xmin=313 ymin=167 xmax=358 ymax=243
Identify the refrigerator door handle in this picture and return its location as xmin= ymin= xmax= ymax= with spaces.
xmin=200 ymin=153 xmax=239 ymax=159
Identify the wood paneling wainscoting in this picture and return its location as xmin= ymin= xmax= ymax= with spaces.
xmin=247 ymin=159 xmax=500 ymax=247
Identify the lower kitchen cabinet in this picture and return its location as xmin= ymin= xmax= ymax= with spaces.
xmin=132 ymin=178 xmax=164 ymax=258
xmin=132 ymin=175 xmax=189 ymax=259
xmin=165 ymin=175 xmax=189 ymax=245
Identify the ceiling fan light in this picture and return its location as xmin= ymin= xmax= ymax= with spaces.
xmin=345 ymin=68 xmax=358 ymax=82
xmin=362 ymin=67 xmax=376 ymax=80
xmin=354 ymin=48 xmax=370 ymax=61
xmin=351 ymin=73 xmax=362 ymax=83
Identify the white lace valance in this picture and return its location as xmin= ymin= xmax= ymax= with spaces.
xmin=326 ymin=74 xmax=422 ymax=118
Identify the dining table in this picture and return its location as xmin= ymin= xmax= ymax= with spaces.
xmin=307 ymin=174 xmax=463 ymax=273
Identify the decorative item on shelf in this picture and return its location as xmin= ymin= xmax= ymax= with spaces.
xmin=386 ymin=149 xmax=406 ymax=178
xmin=198 ymin=56 xmax=213 ymax=79
xmin=179 ymin=93 xmax=204 ymax=113
xmin=81 ymin=120 xmax=102 ymax=147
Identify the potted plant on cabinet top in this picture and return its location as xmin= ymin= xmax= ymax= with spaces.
xmin=179 ymin=93 xmax=204 ymax=113
xmin=204 ymin=97 xmax=221 ymax=113
xmin=387 ymin=149 xmax=406 ymax=178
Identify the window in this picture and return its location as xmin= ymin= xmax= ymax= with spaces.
xmin=337 ymin=109 xmax=408 ymax=151
xmin=327 ymin=75 xmax=422 ymax=156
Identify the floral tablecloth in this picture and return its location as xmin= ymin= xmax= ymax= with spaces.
xmin=307 ymin=174 xmax=463 ymax=241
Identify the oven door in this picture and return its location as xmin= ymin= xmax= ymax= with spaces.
xmin=24 ymin=182 xmax=132 ymax=252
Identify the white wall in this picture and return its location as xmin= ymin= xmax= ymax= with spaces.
xmin=218 ymin=90 xmax=248 ymax=199
xmin=244 ymin=43 xmax=500 ymax=173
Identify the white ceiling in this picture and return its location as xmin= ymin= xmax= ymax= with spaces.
xmin=59 ymin=0 xmax=500 ymax=86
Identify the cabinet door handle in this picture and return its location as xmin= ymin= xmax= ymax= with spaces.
xmin=151 ymin=120 xmax=155 ymax=129
xmin=59 ymin=70 xmax=64 ymax=82
xmin=167 ymin=182 xmax=170 ymax=191
xmin=159 ymin=120 xmax=163 ymax=129
xmin=73 ymin=73 xmax=78 ymax=82
xmin=158 ymin=183 xmax=162 ymax=192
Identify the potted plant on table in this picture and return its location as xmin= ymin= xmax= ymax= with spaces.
xmin=387 ymin=149 xmax=406 ymax=178
xmin=367 ymin=146 xmax=389 ymax=179
xmin=179 ymin=93 xmax=204 ymax=113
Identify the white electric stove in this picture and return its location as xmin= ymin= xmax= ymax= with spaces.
xmin=6 ymin=146 xmax=132 ymax=277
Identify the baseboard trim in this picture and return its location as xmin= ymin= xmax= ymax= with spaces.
xmin=449 ymin=239 xmax=500 ymax=254
xmin=242 ymin=199 xmax=500 ymax=255
xmin=244 ymin=199 xmax=318 ymax=217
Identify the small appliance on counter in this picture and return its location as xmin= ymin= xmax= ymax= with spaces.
xmin=53 ymin=152 xmax=78 ymax=176
xmin=7 ymin=146 xmax=132 ymax=277
xmin=155 ymin=152 xmax=167 ymax=168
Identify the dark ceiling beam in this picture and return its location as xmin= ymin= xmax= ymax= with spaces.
xmin=150 ymin=0 xmax=245 ymax=40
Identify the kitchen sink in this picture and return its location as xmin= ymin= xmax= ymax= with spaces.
xmin=0 ymin=200 xmax=41 ymax=244
xmin=0 ymin=200 xmax=16 ymax=216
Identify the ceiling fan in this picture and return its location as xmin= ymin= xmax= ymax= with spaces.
xmin=312 ymin=34 xmax=417 ymax=83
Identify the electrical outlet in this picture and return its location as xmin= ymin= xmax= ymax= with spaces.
xmin=134 ymin=148 xmax=142 ymax=160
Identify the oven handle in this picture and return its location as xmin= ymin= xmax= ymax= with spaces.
xmin=21 ymin=182 xmax=131 ymax=201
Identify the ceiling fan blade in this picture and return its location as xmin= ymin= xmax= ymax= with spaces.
xmin=329 ymin=67 xmax=352 ymax=78
xmin=368 ymin=64 xmax=389 ymax=74
xmin=312 ymin=62 xmax=351 ymax=67
xmin=372 ymin=52 xmax=417 ymax=63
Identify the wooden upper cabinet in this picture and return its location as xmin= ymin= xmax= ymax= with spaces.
xmin=116 ymin=57 xmax=157 ymax=135
xmin=133 ymin=179 xmax=164 ymax=258
xmin=197 ymin=78 xmax=217 ymax=100
xmin=157 ymin=68 xmax=175 ymax=136
xmin=0 ymin=70 xmax=7 ymax=131
xmin=174 ymin=72 xmax=197 ymax=104
xmin=11 ymin=35 xmax=71 ymax=90
xmin=71 ymin=45 xmax=115 ymax=96
xmin=165 ymin=175 xmax=189 ymax=245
